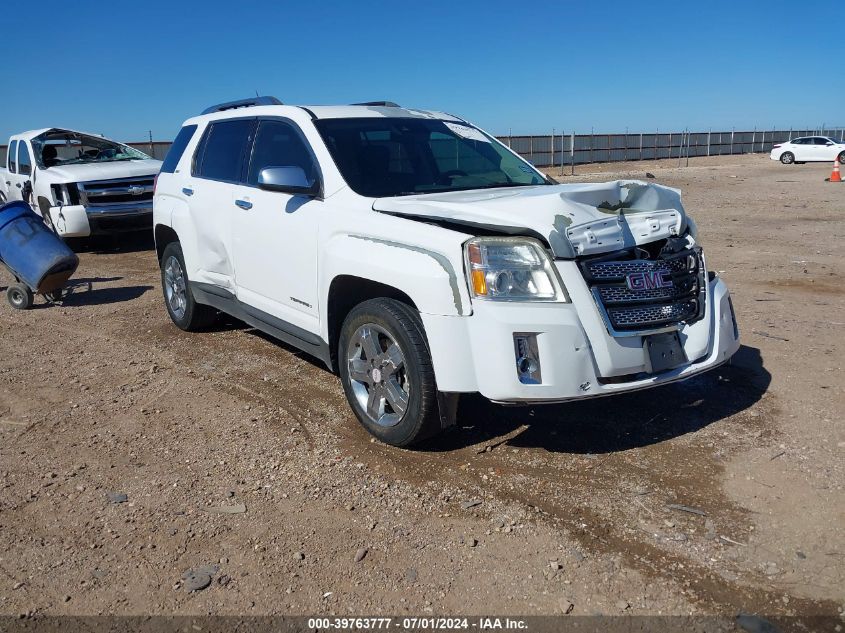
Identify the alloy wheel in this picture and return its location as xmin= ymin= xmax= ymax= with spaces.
xmin=346 ymin=324 xmax=410 ymax=427
xmin=164 ymin=255 xmax=187 ymax=320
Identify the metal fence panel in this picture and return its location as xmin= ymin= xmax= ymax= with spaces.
xmin=2 ymin=128 xmax=844 ymax=171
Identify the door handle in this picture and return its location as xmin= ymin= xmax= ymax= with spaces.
xmin=235 ymin=199 xmax=253 ymax=210
xmin=182 ymin=187 xmax=194 ymax=196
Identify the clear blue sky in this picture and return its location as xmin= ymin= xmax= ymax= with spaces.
xmin=2 ymin=0 xmax=842 ymax=143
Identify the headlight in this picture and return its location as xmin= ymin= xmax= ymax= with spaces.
xmin=464 ymin=237 xmax=568 ymax=302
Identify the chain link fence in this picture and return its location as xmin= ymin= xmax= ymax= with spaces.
xmin=500 ymin=127 xmax=845 ymax=168
xmin=3 ymin=127 xmax=844 ymax=169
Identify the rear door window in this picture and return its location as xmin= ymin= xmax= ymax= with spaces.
xmin=160 ymin=125 xmax=197 ymax=174
xmin=195 ymin=119 xmax=254 ymax=182
xmin=8 ymin=140 xmax=17 ymax=173
xmin=18 ymin=143 xmax=32 ymax=176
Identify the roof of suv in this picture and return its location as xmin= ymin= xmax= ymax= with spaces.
xmin=303 ymin=105 xmax=463 ymax=122
xmin=194 ymin=97 xmax=464 ymax=123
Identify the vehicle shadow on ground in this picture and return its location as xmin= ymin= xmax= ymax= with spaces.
xmin=66 ymin=233 xmax=155 ymax=255
xmin=419 ymin=345 xmax=771 ymax=454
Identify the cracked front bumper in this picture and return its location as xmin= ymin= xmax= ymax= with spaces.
xmin=422 ymin=275 xmax=740 ymax=403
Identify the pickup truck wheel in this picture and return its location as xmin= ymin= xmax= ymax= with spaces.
xmin=339 ymin=298 xmax=440 ymax=447
xmin=160 ymin=242 xmax=217 ymax=331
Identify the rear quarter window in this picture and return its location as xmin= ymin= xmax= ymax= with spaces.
xmin=160 ymin=125 xmax=198 ymax=174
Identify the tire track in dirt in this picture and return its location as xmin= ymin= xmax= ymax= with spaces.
xmin=54 ymin=221 xmax=842 ymax=618
xmin=96 ymin=295 xmax=842 ymax=618
xmin=326 ymin=419 xmax=838 ymax=619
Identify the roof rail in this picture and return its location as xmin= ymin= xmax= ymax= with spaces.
xmin=201 ymin=96 xmax=283 ymax=115
xmin=352 ymin=101 xmax=401 ymax=107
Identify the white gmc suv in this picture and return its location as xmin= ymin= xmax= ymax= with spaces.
xmin=153 ymin=97 xmax=740 ymax=447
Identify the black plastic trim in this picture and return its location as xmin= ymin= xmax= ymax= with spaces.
xmin=201 ymin=96 xmax=283 ymax=115
xmin=190 ymin=282 xmax=332 ymax=369
xmin=298 ymin=106 xmax=317 ymax=120
xmin=352 ymin=101 xmax=400 ymax=107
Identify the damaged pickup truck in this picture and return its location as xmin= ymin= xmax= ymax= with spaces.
xmin=1 ymin=128 xmax=162 ymax=236
xmin=153 ymin=97 xmax=740 ymax=447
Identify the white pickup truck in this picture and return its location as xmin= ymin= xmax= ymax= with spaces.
xmin=153 ymin=97 xmax=740 ymax=447
xmin=1 ymin=128 xmax=162 ymax=236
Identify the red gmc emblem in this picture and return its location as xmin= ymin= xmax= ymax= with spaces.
xmin=626 ymin=270 xmax=673 ymax=291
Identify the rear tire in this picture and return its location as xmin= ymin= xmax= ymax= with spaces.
xmin=338 ymin=298 xmax=441 ymax=447
xmin=780 ymin=152 xmax=794 ymax=165
xmin=160 ymin=242 xmax=217 ymax=331
xmin=7 ymin=283 xmax=34 ymax=310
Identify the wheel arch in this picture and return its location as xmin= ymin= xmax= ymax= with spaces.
xmin=154 ymin=224 xmax=180 ymax=262
xmin=320 ymin=233 xmax=471 ymax=370
xmin=326 ymin=275 xmax=418 ymax=372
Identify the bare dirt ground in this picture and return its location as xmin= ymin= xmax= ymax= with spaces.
xmin=0 ymin=154 xmax=843 ymax=623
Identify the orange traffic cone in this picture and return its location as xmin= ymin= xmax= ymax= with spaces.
xmin=830 ymin=156 xmax=842 ymax=182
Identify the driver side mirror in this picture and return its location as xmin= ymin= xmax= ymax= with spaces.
xmin=825 ymin=141 xmax=834 ymax=146
xmin=257 ymin=166 xmax=319 ymax=196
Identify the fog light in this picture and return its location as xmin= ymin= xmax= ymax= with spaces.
xmin=513 ymin=334 xmax=542 ymax=384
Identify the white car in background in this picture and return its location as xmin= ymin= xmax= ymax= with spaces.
xmin=770 ymin=136 xmax=845 ymax=165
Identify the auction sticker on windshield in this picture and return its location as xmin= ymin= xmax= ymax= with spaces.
xmin=443 ymin=122 xmax=490 ymax=143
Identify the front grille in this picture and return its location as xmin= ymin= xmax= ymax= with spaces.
xmin=607 ymin=299 xmax=699 ymax=328
xmin=586 ymin=258 xmax=689 ymax=281
xmin=78 ymin=177 xmax=155 ymax=207
xmin=580 ymin=246 xmax=706 ymax=335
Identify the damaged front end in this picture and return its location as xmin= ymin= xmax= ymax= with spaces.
xmin=578 ymin=236 xmax=707 ymax=338
xmin=373 ymin=179 xmax=694 ymax=260
xmin=375 ymin=178 xmax=738 ymax=401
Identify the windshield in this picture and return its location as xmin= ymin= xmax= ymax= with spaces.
xmin=315 ymin=118 xmax=549 ymax=197
xmin=32 ymin=130 xmax=151 ymax=168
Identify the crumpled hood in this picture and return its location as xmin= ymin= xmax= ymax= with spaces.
xmin=373 ymin=181 xmax=688 ymax=258
xmin=40 ymin=159 xmax=162 ymax=184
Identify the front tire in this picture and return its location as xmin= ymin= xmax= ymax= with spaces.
xmin=160 ymin=242 xmax=217 ymax=331
xmin=780 ymin=152 xmax=794 ymax=165
xmin=838 ymin=151 xmax=845 ymax=164
xmin=338 ymin=298 xmax=441 ymax=447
